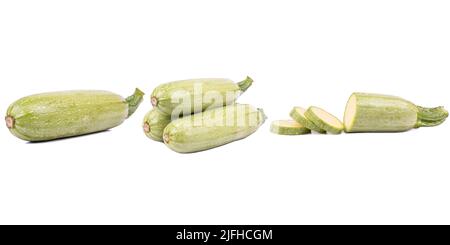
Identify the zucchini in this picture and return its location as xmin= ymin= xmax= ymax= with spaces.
xmin=151 ymin=77 xmax=253 ymax=116
xmin=344 ymin=92 xmax=448 ymax=132
xmin=270 ymin=120 xmax=311 ymax=135
xmin=163 ymin=104 xmax=266 ymax=153
xmin=304 ymin=106 xmax=344 ymax=134
xmin=5 ymin=88 xmax=144 ymax=141
xmin=143 ymin=108 xmax=171 ymax=142
xmin=289 ymin=106 xmax=326 ymax=133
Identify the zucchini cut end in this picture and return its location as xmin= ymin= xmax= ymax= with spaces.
xmin=343 ymin=94 xmax=357 ymax=132
xmin=270 ymin=120 xmax=311 ymax=135
xmin=291 ymin=106 xmax=307 ymax=117
xmin=290 ymin=106 xmax=326 ymax=133
xmin=306 ymin=106 xmax=343 ymax=134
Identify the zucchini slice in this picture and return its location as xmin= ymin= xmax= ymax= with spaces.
xmin=270 ymin=120 xmax=311 ymax=135
xmin=304 ymin=106 xmax=344 ymax=134
xmin=289 ymin=107 xmax=326 ymax=133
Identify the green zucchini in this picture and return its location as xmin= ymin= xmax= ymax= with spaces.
xmin=304 ymin=106 xmax=344 ymax=134
xmin=5 ymin=88 xmax=144 ymax=141
xmin=163 ymin=104 xmax=266 ymax=153
xmin=151 ymin=77 xmax=253 ymax=116
xmin=270 ymin=120 xmax=311 ymax=135
xmin=143 ymin=108 xmax=171 ymax=142
xmin=289 ymin=106 xmax=326 ymax=133
xmin=344 ymin=92 xmax=448 ymax=132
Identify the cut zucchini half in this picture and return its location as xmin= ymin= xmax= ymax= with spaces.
xmin=289 ymin=106 xmax=326 ymax=133
xmin=270 ymin=120 xmax=311 ymax=135
xmin=304 ymin=106 xmax=344 ymax=134
xmin=344 ymin=92 xmax=448 ymax=132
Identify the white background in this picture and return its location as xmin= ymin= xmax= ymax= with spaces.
xmin=1 ymin=0 xmax=449 ymax=225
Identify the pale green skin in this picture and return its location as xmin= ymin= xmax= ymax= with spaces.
xmin=289 ymin=107 xmax=326 ymax=134
xmin=163 ymin=104 xmax=266 ymax=153
xmin=304 ymin=106 xmax=344 ymax=134
xmin=270 ymin=120 xmax=311 ymax=135
xmin=151 ymin=77 xmax=253 ymax=116
xmin=6 ymin=89 xmax=144 ymax=141
xmin=143 ymin=108 xmax=171 ymax=142
xmin=344 ymin=93 xmax=448 ymax=132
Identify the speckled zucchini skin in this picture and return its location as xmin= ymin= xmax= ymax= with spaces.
xmin=5 ymin=89 xmax=144 ymax=141
xmin=151 ymin=77 xmax=253 ymax=116
xmin=163 ymin=104 xmax=266 ymax=153
xmin=143 ymin=108 xmax=171 ymax=142
xmin=344 ymin=93 xmax=448 ymax=132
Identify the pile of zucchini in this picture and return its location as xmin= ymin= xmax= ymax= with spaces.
xmin=143 ymin=77 xmax=266 ymax=153
xmin=272 ymin=93 xmax=448 ymax=135
xmin=4 ymin=77 xmax=265 ymax=153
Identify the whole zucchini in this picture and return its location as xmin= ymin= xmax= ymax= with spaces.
xmin=5 ymin=88 xmax=144 ymax=141
xmin=163 ymin=104 xmax=266 ymax=153
xmin=143 ymin=108 xmax=171 ymax=142
xmin=151 ymin=77 xmax=253 ymax=116
xmin=344 ymin=92 xmax=448 ymax=132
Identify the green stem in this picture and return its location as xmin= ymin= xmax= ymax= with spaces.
xmin=125 ymin=88 xmax=145 ymax=118
xmin=237 ymin=76 xmax=254 ymax=92
xmin=416 ymin=106 xmax=448 ymax=128
xmin=417 ymin=106 xmax=448 ymax=121
xmin=416 ymin=118 xmax=447 ymax=128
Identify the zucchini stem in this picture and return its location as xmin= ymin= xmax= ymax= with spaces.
xmin=417 ymin=106 xmax=448 ymax=121
xmin=416 ymin=118 xmax=447 ymax=128
xmin=237 ymin=76 xmax=253 ymax=92
xmin=416 ymin=106 xmax=448 ymax=128
xmin=125 ymin=88 xmax=145 ymax=118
